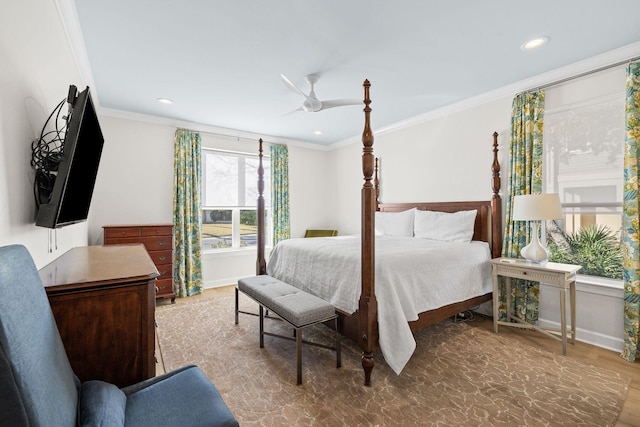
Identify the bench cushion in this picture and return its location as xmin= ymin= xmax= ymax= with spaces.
xmin=238 ymin=275 xmax=335 ymax=327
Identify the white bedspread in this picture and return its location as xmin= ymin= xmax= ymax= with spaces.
xmin=266 ymin=235 xmax=492 ymax=374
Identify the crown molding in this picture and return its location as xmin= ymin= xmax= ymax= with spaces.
xmin=330 ymin=41 xmax=640 ymax=150
xmin=54 ymin=0 xmax=97 ymax=99
xmin=98 ymin=107 xmax=328 ymax=151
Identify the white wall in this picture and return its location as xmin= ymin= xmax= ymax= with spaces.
xmin=88 ymin=116 xmax=176 ymax=244
xmin=288 ymin=144 xmax=334 ymax=236
xmin=0 ymin=0 xmax=89 ymax=268
xmin=328 ymin=97 xmax=512 ymax=235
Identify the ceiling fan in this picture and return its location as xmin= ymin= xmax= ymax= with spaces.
xmin=280 ymin=73 xmax=361 ymax=113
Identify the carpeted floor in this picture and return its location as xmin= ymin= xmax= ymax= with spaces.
xmin=156 ymin=287 xmax=629 ymax=426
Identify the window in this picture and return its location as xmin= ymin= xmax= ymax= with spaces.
xmin=201 ymin=149 xmax=271 ymax=251
xmin=543 ymin=66 xmax=625 ymax=280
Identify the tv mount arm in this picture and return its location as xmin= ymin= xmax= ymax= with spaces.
xmin=67 ymin=85 xmax=78 ymax=111
xmin=31 ymin=85 xmax=83 ymax=208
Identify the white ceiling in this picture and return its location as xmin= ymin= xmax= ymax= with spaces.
xmin=66 ymin=0 xmax=640 ymax=146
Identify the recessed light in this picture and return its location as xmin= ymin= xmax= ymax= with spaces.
xmin=521 ymin=36 xmax=549 ymax=51
xmin=157 ymin=98 xmax=173 ymax=105
xmin=313 ymin=130 xmax=323 ymax=135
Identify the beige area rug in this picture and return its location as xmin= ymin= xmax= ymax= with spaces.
xmin=156 ymin=287 xmax=629 ymax=426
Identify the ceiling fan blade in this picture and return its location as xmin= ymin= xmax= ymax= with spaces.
xmin=318 ymin=99 xmax=362 ymax=110
xmin=280 ymin=74 xmax=307 ymax=98
xmin=282 ymin=106 xmax=304 ymax=116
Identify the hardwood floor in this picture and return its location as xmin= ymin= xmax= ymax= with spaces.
xmin=157 ymin=288 xmax=640 ymax=426
xmin=466 ymin=314 xmax=640 ymax=427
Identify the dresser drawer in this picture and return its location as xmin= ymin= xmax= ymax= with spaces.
xmin=140 ymin=236 xmax=172 ymax=252
xmin=141 ymin=226 xmax=172 ymax=237
xmin=155 ymin=263 xmax=173 ymax=280
xmin=103 ymin=224 xmax=175 ymax=303
xmin=156 ymin=279 xmax=174 ymax=296
xmin=149 ymin=250 xmax=172 ymax=265
xmin=104 ymin=227 xmax=142 ymax=239
xmin=105 ymin=236 xmax=171 ymax=252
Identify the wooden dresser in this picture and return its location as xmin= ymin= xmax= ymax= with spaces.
xmin=103 ymin=224 xmax=176 ymax=303
xmin=40 ymin=244 xmax=158 ymax=388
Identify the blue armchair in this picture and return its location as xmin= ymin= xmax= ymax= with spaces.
xmin=0 ymin=244 xmax=239 ymax=427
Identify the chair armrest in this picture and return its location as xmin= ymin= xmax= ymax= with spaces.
xmin=120 ymin=364 xmax=196 ymax=396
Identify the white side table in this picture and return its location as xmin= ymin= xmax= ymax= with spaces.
xmin=490 ymin=258 xmax=582 ymax=355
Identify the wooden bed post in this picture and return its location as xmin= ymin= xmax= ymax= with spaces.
xmin=257 ymin=139 xmax=266 ymax=275
xmin=359 ymin=79 xmax=378 ymax=386
xmin=491 ymin=132 xmax=503 ymax=258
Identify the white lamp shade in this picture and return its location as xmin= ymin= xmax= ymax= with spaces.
xmin=512 ymin=193 xmax=563 ymax=221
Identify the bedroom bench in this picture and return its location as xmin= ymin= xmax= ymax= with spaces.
xmin=235 ymin=275 xmax=341 ymax=385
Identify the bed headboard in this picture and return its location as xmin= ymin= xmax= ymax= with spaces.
xmin=375 ymin=133 xmax=502 ymax=258
xmin=378 ymin=200 xmax=493 ymax=243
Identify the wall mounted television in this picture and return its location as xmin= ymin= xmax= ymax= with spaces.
xmin=35 ymin=86 xmax=104 ymax=229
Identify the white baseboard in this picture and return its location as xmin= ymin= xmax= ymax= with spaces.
xmin=473 ymin=301 xmax=624 ymax=354
xmin=536 ymin=317 xmax=623 ymax=354
xmin=203 ymin=278 xmax=239 ymax=289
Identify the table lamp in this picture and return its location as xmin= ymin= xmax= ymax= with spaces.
xmin=512 ymin=193 xmax=563 ymax=263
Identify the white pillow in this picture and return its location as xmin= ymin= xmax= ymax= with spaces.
xmin=414 ymin=209 xmax=477 ymax=243
xmin=375 ymin=208 xmax=415 ymax=237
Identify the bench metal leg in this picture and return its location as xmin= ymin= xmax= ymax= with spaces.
xmin=296 ymin=327 xmax=303 ymax=385
xmin=259 ymin=305 xmax=264 ymax=348
xmin=335 ymin=318 xmax=342 ymax=369
xmin=238 ymin=285 xmax=340 ymax=385
xmin=234 ymin=287 xmax=239 ymax=325
xmin=235 ymin=289 xmax=282 ymax=323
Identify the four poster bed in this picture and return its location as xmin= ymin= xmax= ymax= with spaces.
xmin=255 ymin=80 xmax=503 ymax=386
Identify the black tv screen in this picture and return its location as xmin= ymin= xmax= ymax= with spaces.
xmin=35 ymin=86 xmax=104 ymax=229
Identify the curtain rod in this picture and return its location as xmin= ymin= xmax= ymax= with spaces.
xmin=179 ymin=127 xmax=262 ymax=144
xmin=519 ymin=55 xmax=640 ymax=95
xmin=194 ymin=129 xmax=287 ymax=147
xmin=176 ymin=124 xmax=270 ymax=144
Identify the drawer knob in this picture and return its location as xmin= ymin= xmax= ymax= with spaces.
xmin=159 ymin=242 xmax=167 ymax=246
xmin=158 ymin=256 xmax=166 ymax=261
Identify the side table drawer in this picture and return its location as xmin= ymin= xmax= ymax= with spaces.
xmin=494 ymin=265 xmax=566 ymax=286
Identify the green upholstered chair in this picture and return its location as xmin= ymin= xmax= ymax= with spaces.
xmin=304 ymin=229 xmax=338 ymax=238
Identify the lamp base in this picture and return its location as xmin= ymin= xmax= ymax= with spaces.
xmin=520 ymin=222 xmax=550 ymax=263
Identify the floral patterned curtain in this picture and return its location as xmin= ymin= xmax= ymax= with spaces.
xmin=173 ymin=128 xmax=203 ymax=297
xmin=622 ymin=60 xmax=640 ymax=362
xmin=499 ymin=91 xmax=545 ymax=323
xmin=270 ymin=144 xmax=290 ymax=245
